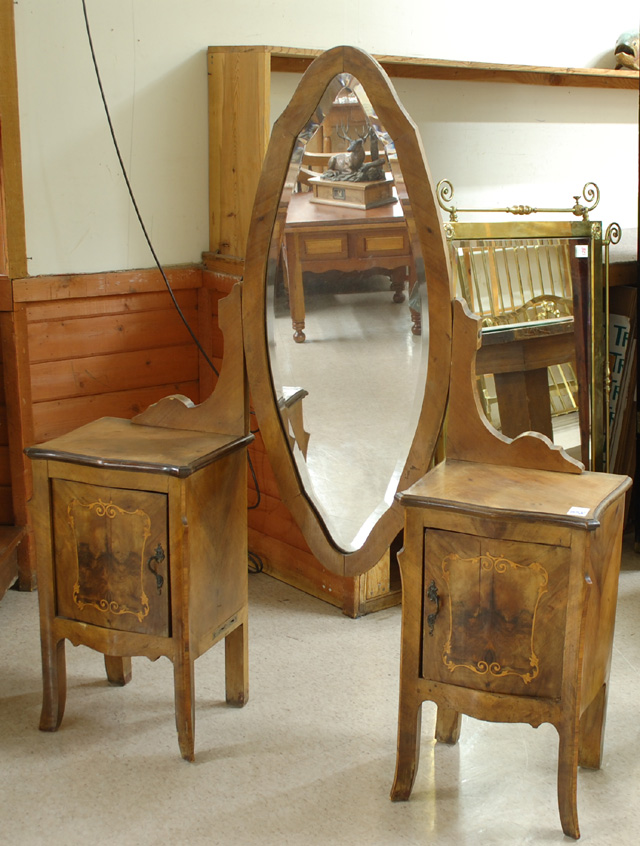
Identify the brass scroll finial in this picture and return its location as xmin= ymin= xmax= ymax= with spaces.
xmin=436 ymin=179 xmax=600 ymax=222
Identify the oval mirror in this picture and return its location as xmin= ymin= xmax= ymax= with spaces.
xmin=243 ymin=46 xmax=452 ymax=577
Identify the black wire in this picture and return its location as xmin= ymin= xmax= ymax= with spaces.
xmin=82 ymin=1 xmax=265 ymax=518
xmin=248 ymin=552 xmax=264 ymax=574
xmin=81 ymin=0 xmax=218 ymax=377
xmin=247 ymin=446 xmax=262 ymax=510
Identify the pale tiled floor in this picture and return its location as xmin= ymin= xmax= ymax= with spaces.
xmin=1 ymin=534 xmax=639 ymax=846
xmin=270 ymin=277 xmax=426 ymax=551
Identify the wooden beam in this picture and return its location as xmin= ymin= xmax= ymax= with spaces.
xmin=0 ymin=0 xmax=27 ymax=280
xmin=209 ymin=45 xmax=639 ymax=90
xmin=208 ymin=48 xmax=271 ymax=258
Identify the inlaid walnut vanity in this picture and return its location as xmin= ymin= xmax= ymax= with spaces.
xmin=242 ymin=46 xmax=631 ymax=838
xmin=391 ymin=300 xmax=630 ymax=839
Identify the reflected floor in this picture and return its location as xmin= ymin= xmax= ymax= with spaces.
xmin=553 ymin=410 xmax=582 ymax=459
xmin=271 ymin=273 xmax=426 ymax=550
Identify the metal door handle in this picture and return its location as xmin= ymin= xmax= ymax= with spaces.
xmin=147 ymin=544 xmax=166 ymax=594
xmin=427 ymin=579 xmax=440 ymax=636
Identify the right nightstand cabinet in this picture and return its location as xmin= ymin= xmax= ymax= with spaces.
xmin=392 ymin=459 xmax=631 ymax=840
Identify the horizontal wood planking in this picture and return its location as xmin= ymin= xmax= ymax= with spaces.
xmin=24 ymin=288 xmax=197 ymax=323
xmin=0 ymin=275 xmax=12 ymax=311
xmin=247 ymin=489 xmax=310 ymax=554
xmin=27 ymin=302 xmax=198 ymax=364
xmin=23 ymin=266 xmax=206 ymax=446
xmin=31 ymin=381 xmax=200 ymax=443
xmin=12 ymin=265 xmax=202 ymax=303
xmin=0 ymin=445 xmax=11 ymax=478
xmin=247 ymin=445 xmax=284 ymax=502
xmin=30 ymin=344 xmax=199 ymax=404
xmin=248 ymin=527 xmax=348 ymax=609
xmin=0 ymin=486 xmax=13 ymax=522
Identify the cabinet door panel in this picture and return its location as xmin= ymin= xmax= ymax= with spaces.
xmin=52 ymin=479 xmax=169 ymax=636
xmin=422 ymin=528 xmax=569 ymax=699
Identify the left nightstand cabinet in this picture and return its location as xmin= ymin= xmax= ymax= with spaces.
xmin=27 ymin=416 xmax=253 ymax=761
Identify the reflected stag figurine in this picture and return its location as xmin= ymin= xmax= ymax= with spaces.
xmin=322 ymin=125 xmax=385 ymax=182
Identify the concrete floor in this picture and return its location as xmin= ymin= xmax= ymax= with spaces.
xmin=1 ymin=532 xmax=639 ymax=845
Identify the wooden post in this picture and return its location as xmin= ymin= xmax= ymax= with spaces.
xmin=207 ymin=47 xmax=271 ymax=261
xmin=0 ymin=0 xmax=27 ymax=279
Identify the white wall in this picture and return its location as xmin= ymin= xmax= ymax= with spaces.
xmin=13 ymin=0 xmax=639 ymax=276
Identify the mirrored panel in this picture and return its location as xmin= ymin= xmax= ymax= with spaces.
xmin=265 ymin=74 xmax=429 ymax=551
xmin=443 ymin=219 xmax=605 ymax=469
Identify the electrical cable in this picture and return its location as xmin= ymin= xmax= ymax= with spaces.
xmin=81 ymin=1 xmax=264 ymax=524
xmin=247 ymin=449 xmax=261 ymax=509
xmin=248 ymin=552 xmax=264 ymax=574
xmin=81 ymin=0 xmax=218 ymax=377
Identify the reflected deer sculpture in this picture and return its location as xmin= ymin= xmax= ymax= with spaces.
xmin=327 ymin=125 xmax=368 ymax=175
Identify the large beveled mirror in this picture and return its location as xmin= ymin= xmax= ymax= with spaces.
xmin=243 ymin=46 xmax=452 ymax=578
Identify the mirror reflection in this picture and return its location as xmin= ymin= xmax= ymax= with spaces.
xmin=446 ymin=227 xmax=600 ymax=467
xmin=266 ymin=74 xmax=429 ymax=551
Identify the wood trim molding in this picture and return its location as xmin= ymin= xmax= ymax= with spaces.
xmin=0 ymin=0 xmax=27 ymax=279
xmin=209 ymin=45 xmax=640 ymax=90
xmin=11 ymin=264 xmax=203 ymax=303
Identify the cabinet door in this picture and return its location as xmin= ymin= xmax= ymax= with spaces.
xmin=422 ymin=528 xmax=570 ymax=699
xmin=52 ymin=479 xmax=169 ymax=636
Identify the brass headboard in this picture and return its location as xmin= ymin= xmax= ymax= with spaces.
xmin=437 ymin=180 xmax=621 ymax=471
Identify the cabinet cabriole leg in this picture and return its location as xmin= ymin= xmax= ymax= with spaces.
xmin=104 ymin=655 xmax=132 ymax=686
xmin=174 ymin=653 xmax=195 ymax=762
xmin=40 ymin=636 xmax=66 ymax=731
xmin=225 ymin=617 xmax=248 ymax=707
xmin=390 ymin=694 xmax=422 ymax=801
xmin=435 ymin=706 xmax=462 ymax=744
xmin=578 ymin=683 xmax=607 ymax=770
xmin=557 ymin=722 xmax=580 ymax=839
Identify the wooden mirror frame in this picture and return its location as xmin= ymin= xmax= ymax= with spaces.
xmin=242 ymin=45 xmax=452 ymax=578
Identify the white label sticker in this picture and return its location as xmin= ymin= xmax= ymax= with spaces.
xmin=567 ymin=506 xmax=590 ymax=517
xmin=575 ymin=245 xmax=589 ymax=258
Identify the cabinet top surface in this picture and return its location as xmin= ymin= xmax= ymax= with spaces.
xmin=25 ymin=417 xmax=253 ymax=478
xmin=398 ymin=459 xmax=632 ymax=529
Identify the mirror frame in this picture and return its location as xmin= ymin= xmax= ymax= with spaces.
xmin=444 ymin=218 xmax=605 ymax=471
xmin=242 ymin=45 xmax=452 ymax=578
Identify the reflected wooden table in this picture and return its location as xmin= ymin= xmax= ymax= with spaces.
xmin=282 ymin=191 xmax=415 ymax=342
xmin=476 ymin=317 xmax=581 ymax=449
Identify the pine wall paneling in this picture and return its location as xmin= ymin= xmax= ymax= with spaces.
xmin=7 ymin=265 xmax=208 ymax=587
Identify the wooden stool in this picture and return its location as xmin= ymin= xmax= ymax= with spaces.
xmin=26 ymin=285 xmax=252 ymax=761
xmin=391 ymin=300 xmax=631 ymax=838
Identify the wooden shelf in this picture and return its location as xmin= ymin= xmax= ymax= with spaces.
xmin=209 ymin=45 xmax=639 ymax=90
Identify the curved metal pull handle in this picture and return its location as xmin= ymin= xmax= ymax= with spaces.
xmin=147 ymin=544 xmax=166 ymax=594
xmin=426 ymin=579 xmax=440 ymax=636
